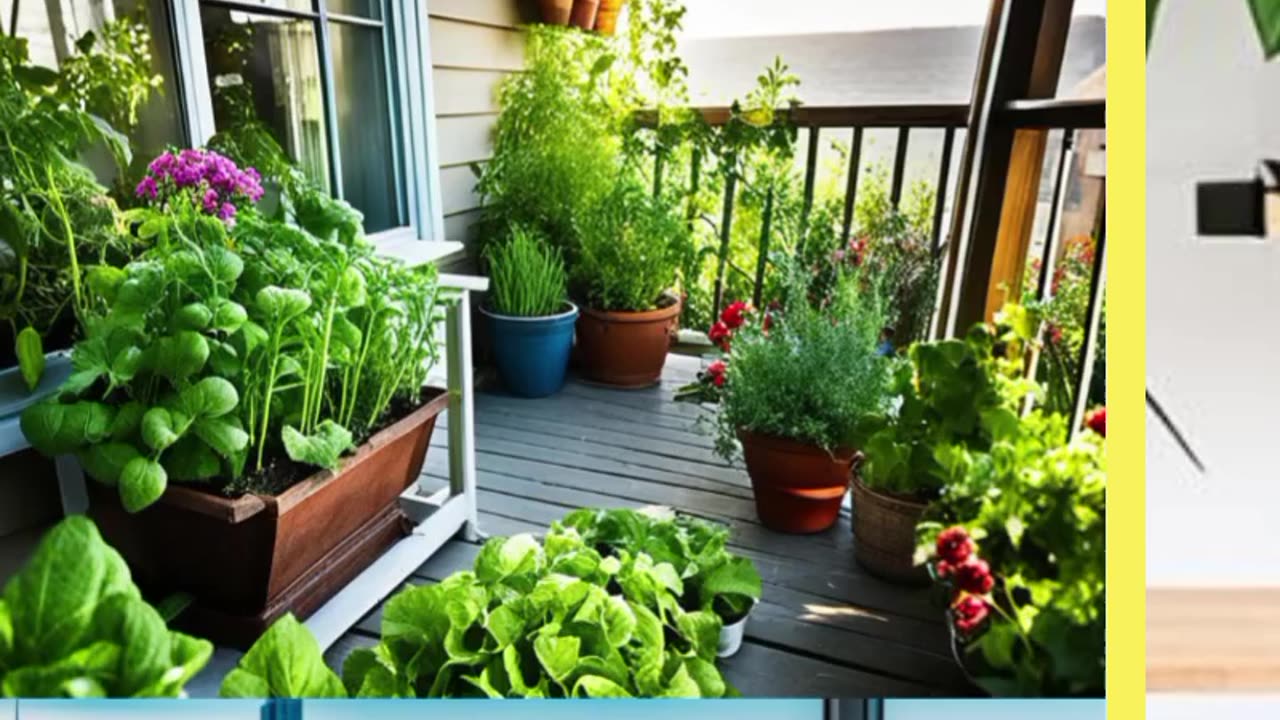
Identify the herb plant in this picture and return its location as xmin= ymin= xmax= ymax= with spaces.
xmin=915 ymin=411 xmax=1105 ymax=696
xmin=0 ymin=516 xmax=212 ymax=697
xmin=572 ymin=179 xmax=689 ymax=311
xmin=856 ymin=305 xmax=1038 ymax=500
xmin=20 ymin=148 xmax=442 ymax=510
xmin=711 ymin=264 xmax=890 ymax=458
xmin=486 ymin=225 xmax=569 ymax=317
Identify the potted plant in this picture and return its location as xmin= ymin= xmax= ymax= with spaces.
xmin=853 ymin=306 xmax=1036 ymax=584
xmin=480 ymin=224 xmax=578 ymax=397
xmin=554 ymin=507 xmax=763 ymax=657
xmin=916 ymin=409 xmax=1105 ymax=696
xmin=19 ymin=148 xmax=448 ymax=647
xmin=695 ymin=265 xmax=890 ymax=534
xmin=571 ymin=179 xmax=689 ymax=388
xmin=222 ymin=531 xmax=734 ymax=698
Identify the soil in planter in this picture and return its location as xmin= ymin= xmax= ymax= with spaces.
xmin=713 ymin=594 xmax=752 ymax=625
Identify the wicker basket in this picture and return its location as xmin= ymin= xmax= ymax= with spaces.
xmin=850 ymin=475 xmax=930 ymax=585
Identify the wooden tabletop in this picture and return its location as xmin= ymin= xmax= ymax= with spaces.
xmin=1149 ymin=588 xmax=1280 ymax=690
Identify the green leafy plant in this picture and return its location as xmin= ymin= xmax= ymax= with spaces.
xmin=0 ymin=515 xmax=212 ymax=697
xmin=556 ymin=507 xmax=762 ymax=624
xmin=709 ymin=264 xmax=890 ymax=459
xmin=20 ymin=148 xmax=442 ymax=511
xmin=572 ymin=178 xmax=689 ymax=311
xmin=915 ymin=411 xmax=1105 ymax=696
xmin=55 ymin=13 xmax=163 ymax=139
xmin=220 ymin=614 xmax=345 ymax=698
xmin=485 ymin=225 xmax=569 ymax=317
xmin=856 ymin=305 xmax=1038 ymax=500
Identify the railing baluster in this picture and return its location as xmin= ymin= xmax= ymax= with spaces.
xmin=752 ymin=186 xmax=775 ymax=308
xmin=890 ymin=127 xmax=910 ymax=208
xmin=931 ymin=127 xmax=956 ymax=251
xmin=1036 ymin=131 xmax=1075 ymax=298
xmin=841 ymin=126 xmax=864 ymax=241
xmin=801 ymin=127 xmax=820 ymax=222
xmin=712 ymin=172 xmax=738 ymax=325
xmin=1070 ymin=204 xmax=1106 ymax=438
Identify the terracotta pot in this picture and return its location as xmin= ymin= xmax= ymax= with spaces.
xmin=570 ymin=0 xmax=600 ymax=29
xmin=594 ymin=0 xmax=625 ymax=34
xmin=575 ymin=295 xmax=681 ymax=388
xmin=539 ymin=0 xmax=572 ymax=25
xmin=88 ymin=388 xmax=450 ymax=648
xmin=737 ymin=429 xmax=855 ymax=533
xmin=850 ymin=475 xmax=930 ymax=585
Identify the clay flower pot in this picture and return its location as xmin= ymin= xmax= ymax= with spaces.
xmin=594 ymin=0 xmax=625 ymax=34
xmin=575 ymin=294 xmax=681 ymax=388
xmin=570 ymin=0 xmax=601 ymax=29
xmin=737 ymin=429 xmax=856 ymax=533
xmin=850 ymin=475 xmax=930 ymax=585
xmin=87 ymin=388 xmax=450 ymax=648
xmin=539 ymin=0 xmax=573 ymax=25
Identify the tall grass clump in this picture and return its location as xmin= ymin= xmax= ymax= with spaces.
xmin=486 ymin=225 xmax=569 ymax=317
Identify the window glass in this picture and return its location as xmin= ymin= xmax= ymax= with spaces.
xmin=200 ymin=5 xmax=333 ymax=193
xmin=329 ymin=19 xmax=400 ymax=232
xmin=327 ymin=0 xmax=381 ymax=20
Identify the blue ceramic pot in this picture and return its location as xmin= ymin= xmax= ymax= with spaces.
xmin=482 ymin=302 xmax=579 ymax=398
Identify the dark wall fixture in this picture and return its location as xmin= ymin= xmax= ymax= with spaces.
xmin=1196 ymin=161 xmax=1280 ymax=237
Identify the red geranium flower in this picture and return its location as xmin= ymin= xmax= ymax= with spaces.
xmin=706 ymin=360 xmax=727 ymax=387
xmin=708 ymin=321 xmax=732 ymax=351
xmin=721 ymin=301 xmax=749 ymax=330
xmin=935 ymin=526 xmax=974 ymax=564
xmin=952 ymin=558 xmax=995 ymax=595
xmin=1086 ymin=406 xmax=1106 ymax=437
xmin=953 ymin=595 xmax=990 ymax=635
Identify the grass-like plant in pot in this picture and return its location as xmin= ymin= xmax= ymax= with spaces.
xmin=18 ymin=147 xmax=448 ymax=646
xmin=851 ymin=305 xmax=1035 ymax=584
xmin=571 ymin=178 xmax=690 ymax=388
xmin=480 ymin=224 xmax=577 ymax=398
xmin=710 ymin=264 xmax=891 ymax=534
xmin=555 ymin=507 xmax=763 ymax=658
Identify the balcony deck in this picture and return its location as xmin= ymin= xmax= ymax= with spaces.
xmin=322 ymin=354 xmax=971 ymax=697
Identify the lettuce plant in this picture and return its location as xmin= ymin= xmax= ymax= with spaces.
xmin=555 ymin=508 xmax=762 ymax=624
xmin=20 ymin=149 xmax=442 ymax=510
xmin=0 ymin=516 xmax=212 ymax=697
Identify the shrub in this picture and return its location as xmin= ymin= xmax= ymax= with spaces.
xmin=0 ymin=516 xmax=212 ymax=697
xmin=711 ymin=264 xmax=890 ymax=458
xmin=572 ymin=179 xmax=689 ymax=311
xmin=485 ymin=225 xmax=568 ymax=317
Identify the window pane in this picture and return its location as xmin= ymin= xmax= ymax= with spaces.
xmin=329 ymin=20 xmax=401 ymax=232
xmin=199 ymin=0 xmax=313 ymax=14
xmin=201 ymin=6 xmax=332 ymax=193
xmin=326 ymin=0 xmax=381 ymax=21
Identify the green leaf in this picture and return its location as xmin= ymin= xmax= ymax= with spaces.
xmin=141 ymin=408 xmax=181 ymax=452
xmin=1251 ymin=0 xmax=1280 ymax=58
xmin=150 ymin=332 xmax=210 ymax=382
xmin=20 ymin=401 xmax=115 ymax=455
xmin=175 ymin=303 xmax=213 ymax=331
xmin=179 ymin=376 xmax=239 ymax=418
xmin=110 ymin=347 xmax=144 ymax=383
xmin=475 ymin=534 xmax=542 ymax=585
xmin=533 ymin=634 xmax=579 ymax=683
xmin=211 ymin=301 xmax=248 ymax=333
xmin=206 ymin=245 xmax=244 ymax=285
xmin=194 ymin=416 xmax=249 ymax=459
xmin=161 ymin=436 xmax=222 ymax=482
xmin=16 ymin=326 xmax=44 ymax=391
xmin=119 ymin=457 xmax=167 ymax=512
xmin=684 ymin=656 xmax=726 ymax=698
xmin=574 ymin=674 xmax=632 ymax=697
xmin=78 ymin=443 xmax=142 ymax=486
xmin=256 ymin=285 xmax=313 ymax=322
xmin=219 ymin=614 xmax=346 ymax=698
xmin=699 ymin=556 xmax=763 ymax=605
xmin=675 ymin=610 xmax=722 ymax=661
xmin=281 ymin=421 xmax=352 ymax=470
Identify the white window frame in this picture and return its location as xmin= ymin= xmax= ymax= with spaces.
xmin=169 ymin=0 xmax=444 ymax=244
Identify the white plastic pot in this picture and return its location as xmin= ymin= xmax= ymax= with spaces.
xmin=716 ymin=602 xmax=755 ymax=658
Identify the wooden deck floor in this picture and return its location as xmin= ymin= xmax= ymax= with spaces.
xmin=323 ymin=354 xmax=971 ymax=697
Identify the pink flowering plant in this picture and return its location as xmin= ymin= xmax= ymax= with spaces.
xmin=915 ymin=408 xmax=1105 ymax=696
xmin=134 ymin=148 xmax=264 ymax=226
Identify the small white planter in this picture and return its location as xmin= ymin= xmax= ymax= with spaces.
xmin=716 ymin=603 xmax=755 ymax=658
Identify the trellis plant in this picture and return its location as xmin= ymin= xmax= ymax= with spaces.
xmin=21 ymin=148 xmax=443 ymax=511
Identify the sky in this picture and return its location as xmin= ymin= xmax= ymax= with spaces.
xmin=681 ymin=0 xmax=1107 ymax=38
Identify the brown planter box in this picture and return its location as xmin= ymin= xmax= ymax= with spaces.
xmin=850 ymin=475 xmax=930 ymax=585
xmin=89 ymin=387 xmax=450 ymax=648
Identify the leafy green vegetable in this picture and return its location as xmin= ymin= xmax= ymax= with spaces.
xmin=282 ymin=421 xmax=353 ymax=471
xmin=0 ymin=516 xmax=212 ymax=697
xmin=220 ymin=614 xmax=345 ymax=698
xmin=15 ymin=326 xmax=43 ymax=391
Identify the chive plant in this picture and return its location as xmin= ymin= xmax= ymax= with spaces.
xmin=485 ymin=225 xmax=568 ymax=317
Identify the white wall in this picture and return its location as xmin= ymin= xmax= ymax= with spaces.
xmin=1147 ymin=0 xmax=1280 ymax=585
xmin=1149 ymin=696 xmax=1280 ymax=719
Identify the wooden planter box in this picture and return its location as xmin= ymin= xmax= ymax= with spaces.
xmin=88 ymin=387 xmax=450 ymax=648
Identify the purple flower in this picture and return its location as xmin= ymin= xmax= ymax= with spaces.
xmin=202 ymin=188 xmax=220 ymax=213
xmin=218 ymin=202 xmax=237 ymax=222
xmin=134 ymin=176 xmax=158 ymax=200
xmin=148 ymin=152 xmax=176 ymax=177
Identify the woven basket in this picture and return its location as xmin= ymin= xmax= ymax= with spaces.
xmin=850 ymin=475 xmax=930 ymax=585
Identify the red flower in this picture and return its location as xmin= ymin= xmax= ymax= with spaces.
xmin=953 ymin=595 xmax=990 ymax=636
xmin=935 ymin=526 xmax=974 ymax=564
xmin=708 ymin=321 xmax=732 ymax=352
xmin=935 ymin=560 xmax=954 ymax=579
xmin=848 ymin=237 xmax=868 ymax=266
xmin=706 ymin=360 xmax=727 ymax=387
xmin=762 ymin=313 xmax=774 ymax=333
xmin=952 ymin=558 xmax=995 ymax=595
xmin=1086 ymin=407 xmax=1106 ymax=437
xmin=1046 ymin=322 xmax=1064 ymax=345
xmin=721 ymin=301 xmax=749 ymax=330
